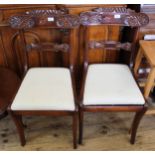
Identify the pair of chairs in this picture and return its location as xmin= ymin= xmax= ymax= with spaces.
xmin=8 ymin=7 xmax=149 ymax=149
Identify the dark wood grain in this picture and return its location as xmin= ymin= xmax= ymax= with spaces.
xmin=0 ymin=4 xmax=126 ymax=78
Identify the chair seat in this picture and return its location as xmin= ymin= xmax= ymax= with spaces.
xmin=83 ymin=64 xmax=145 ymax=106
xmin=11 ymin=68 xmax=75 ymax=111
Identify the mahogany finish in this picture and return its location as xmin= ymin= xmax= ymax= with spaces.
xmin=0 ymin=4 xmax=126 ymax=79
xmin=8 ymin=8 xmax=79 ymax=149
xmin=9 ymin=9 xmax=80 ymax=29
xmin=0 ymin=4 xmax=150 ymax=147
xmin=78 ymin=7 xmax=149 ymax=145
xmin=80 ymin=7 xmax=149 ymax=27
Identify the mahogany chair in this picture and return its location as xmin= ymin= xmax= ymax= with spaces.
xmin=79 ymin=7 xmax=149 ymax=145
xmin=8 ymin=9 xmax=80 ymax=149
xmin=0 ymin=67 xmax=21 ymax=119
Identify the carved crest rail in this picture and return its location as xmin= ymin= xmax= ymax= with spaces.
xmin=8 ymin=7 xmax=149 ymax=29
xmin=80 ymin=7 xmax=149 ymax=27
xmin=9 ymin=9 xmax=80 ymax=29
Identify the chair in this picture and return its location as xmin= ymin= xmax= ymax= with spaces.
xmin=79 ymin=7 xmax=149 ymax=144
xmin=0 ymin=67 xmax=21 ymax=119
xmin=8 ymin=9 xmax=80 ymax=149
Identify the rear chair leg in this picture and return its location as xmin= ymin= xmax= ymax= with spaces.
xmin=79 ymin=109 xmax=84 ymax=145
xmin=21 ymin=118 xmax=27 ymax=128
xmin=10 ymin=112 xmax=26 ymax=146
xmin=73 ymin=112 xmax=77 ymax=149
xmin=130 ymin=106 xmax=147 ymax=144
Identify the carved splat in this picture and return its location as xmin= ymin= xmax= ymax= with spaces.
xmin=89 ymin=41 xmax=132 ymax=51
xmin=80 ymin=7 xmax=149 ymax=27
xmin=9 ymin=9 xmax=80 ymax=29
xmin=27 ymin=42 xmax=69 ymax=52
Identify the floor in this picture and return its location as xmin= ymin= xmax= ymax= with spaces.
xmin=0 ymin=110 xmax=155 ymax=150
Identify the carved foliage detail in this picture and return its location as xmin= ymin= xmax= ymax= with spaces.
xmin=9 ymin=15 xmax=35 ymax=29
xmin=80 ymin=7 xmax=149 ymax=27
xmin=56 ymin=15 xmax=80 ymax=28
xmin=124 ymin=13 xmax=149 ymax=27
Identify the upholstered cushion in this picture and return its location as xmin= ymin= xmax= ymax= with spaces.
xmin=83 ymin=64 xmax=145 ymax=105
xmin=11 ymin=68 xmax=75 ymax=111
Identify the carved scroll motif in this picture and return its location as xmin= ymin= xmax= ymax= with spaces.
xmin=56 ymin=15 xmax=80 ymax=28
xmin=89 ymin=41 xmax=132 ymax=51
xmin=9 ymin=9 xmax=80 ymax=29
xmin=27 ymin=43 xmax=70 ymax=52
xmin=80 ymin=7 xmax=149 ymax=27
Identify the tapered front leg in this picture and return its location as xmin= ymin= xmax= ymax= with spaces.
xmin=73 ymin=112 xmax=78 ymax=149
xmin=79 ymin=109 xmax=84 ymax=145
xmin=130 ymin=107 xmax=147 ymax=144
xmin=10 ymin=112 xmax=26 ymax=146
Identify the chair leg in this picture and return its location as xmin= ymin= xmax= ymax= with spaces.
xmin=15 ymin=114 xmax=27 ymax=128
xmin=72 ymin=112 xmax=77 ymax=149
xmin=0 ymin=111 xmax=8 ymax=120
xmin=20 ymin=117 xmax=27 ymax=128
xmin=10 ymin=112 xmax=26 ymax=146
xmin=130 ymin=107 xmax=147 ymax=144
xmin=79 ymin=109 xmax=84 ymax=145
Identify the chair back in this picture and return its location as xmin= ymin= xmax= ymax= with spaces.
xmin=9 ymin=9 xmax=80 ymax=74
xmin=80 ymin=7 xmax=149 ymax=68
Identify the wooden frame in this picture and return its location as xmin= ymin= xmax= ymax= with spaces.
xmin=8 ymin=8 xmax=80 ymax=149
xmin=79 ymin=7 xmax=149 ymax=145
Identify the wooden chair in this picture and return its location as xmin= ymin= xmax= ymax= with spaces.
xmin=79 ymin=7 xmax=149 ymax=145
xmin=0 ymin=67 xmax=21 ymax=119
xmin=8 ymin=9 xmax=80 ymax=149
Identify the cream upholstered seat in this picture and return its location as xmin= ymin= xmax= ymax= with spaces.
xmin=11 ymin=68 xmax=75 ymax=111
xmin=83 ymin=64 xmax=145 ymax=106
